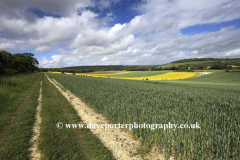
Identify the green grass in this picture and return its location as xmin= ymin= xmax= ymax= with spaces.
xmin=158 ymin=61 xmax=215 ymax=68
xmin=194 ymin=69 xmax=226 ymax=72
xmin=163 ymin=72 xmax=240 ymax=86
xmin=0 ymin=73 xmax=42 ymax=159
xmin=39 ymin=75 xmax=115 ymax=160
xmin=107 ymin=71 xmax=172 ymax=77
xmin=47 ymin=72 xmax=240 ymax=159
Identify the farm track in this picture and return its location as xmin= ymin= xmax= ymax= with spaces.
xmin=0 ymin=76 xmax=40 ymax=146
xmin=50 ymin=75 xmax=114 ymax=159
xmin=40 ymin=74 xmax=115 ymax=159
xmin=29 ymin=81 xmax=42 ymax=160
xmin=46 ymin=74 xmax=170 ymax=160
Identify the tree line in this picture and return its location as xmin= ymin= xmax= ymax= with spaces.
xmin=171 ymin=58 xmax=240 ymax=63
xmin=0 ymin=50 xmax=39 ymax=74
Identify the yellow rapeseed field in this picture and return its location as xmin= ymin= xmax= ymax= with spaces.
xmin=101 ymin=72 xmax=198 ymax=80
xmin=50 ymin=72 xmax=61 ymax=73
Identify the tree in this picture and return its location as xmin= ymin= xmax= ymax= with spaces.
xmin=0 ymin=50 xmax=39 ymax=74
xmin=0 ymin=50 xmax=14 ymax=73
xmin=12 ymin=53 xmax=39 ymax=72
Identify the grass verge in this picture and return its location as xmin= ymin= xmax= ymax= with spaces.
xmin=0 ymin=73 xmax=42 ymax=159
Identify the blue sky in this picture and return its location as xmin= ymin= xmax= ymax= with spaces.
xmin=0 ymin=0 xmax=240 ymax=68
xmin=181 ymin=18 xmax=240 ymax=35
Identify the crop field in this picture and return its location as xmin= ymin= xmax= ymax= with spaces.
xmin=47 ymin=72 xmax=240 ymax=159
xmin=194 ymin=69 xmax=226 ymax=73
xmin=51 ymin=71 xmax=198 ymax=81
xmin=50 ymin=71 xmax=134 ymax=76
xmin=106 ymin=71 xmax=172 ymax=77
xmin=169 ymin=72 xmax=240 ymax=86
xmin=101 ymin=72 xmax=198 ymax=80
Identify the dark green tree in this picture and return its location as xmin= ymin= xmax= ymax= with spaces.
xmin=0 ymin=50 xmax=14 ymax=73
xmin=0 ymin=50 xmax=39 ymax=74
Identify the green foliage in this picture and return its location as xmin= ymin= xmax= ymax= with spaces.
xmin=0 ymin=50 xmax=39 ymax=74
xmin=172 ymin=58 xmax=217 ymax=63
xmin=47 ymin=73 xmax=240 ymax=159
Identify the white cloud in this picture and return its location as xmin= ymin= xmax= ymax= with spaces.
xmin=191 ymin=50 xmax=199 ymax=54
xmin=101 ymin=56 xmax=109 ymax=62
xmin=0 ymin=42 xmax=16 ymax=50
xmin=225 ymin=49 xmax=240 ymax=57
xmin=0 ymin=0 xmax=240 ymax=68
xmin=34 ymin=46 xmax=51 ymax=52
xmin=0 ymin=0 xmax=93 ymax=18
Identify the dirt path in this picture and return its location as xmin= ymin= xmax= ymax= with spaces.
xmin=195 ymin=72 xmax=213 ymax=77
xmin=29 ymin=81 xmax=42 ymax=160
xmin=46 ymin=74 xmax=169 ymax=160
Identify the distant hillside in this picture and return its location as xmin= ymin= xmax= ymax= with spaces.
xmin=40 ymin=65 xmax=159 ymax=72
xmin=63 ymin=65 xmax=157 ymax=69
xmin=40 ymin=58 xmax=240 ymax=73
xmin=158 ymin=58 xmax=240 ymax=70
xmin=171 ymin=58 xmax=240 ymax=63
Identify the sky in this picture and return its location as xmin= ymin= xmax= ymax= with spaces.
xmin=0 ymin=0 xmax=240 ymax=68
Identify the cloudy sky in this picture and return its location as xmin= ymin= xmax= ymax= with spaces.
xmin=0 ymin=0 xmax=240 ymax=68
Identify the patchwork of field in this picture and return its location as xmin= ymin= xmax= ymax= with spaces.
xmin=106 ymin=71 xmax=172 ymax=77
xmin=81 ymin=71 xmax=134 ymax=74
xmin=101 ymin=72 xmax=198 ymax=80
xmin=51 ymin=71 xmax=199 ymax=81
xmin=51 ymin=71 xmax=134 ymax=76
xmin=47 ymin=72 xmax=240 ymax=159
